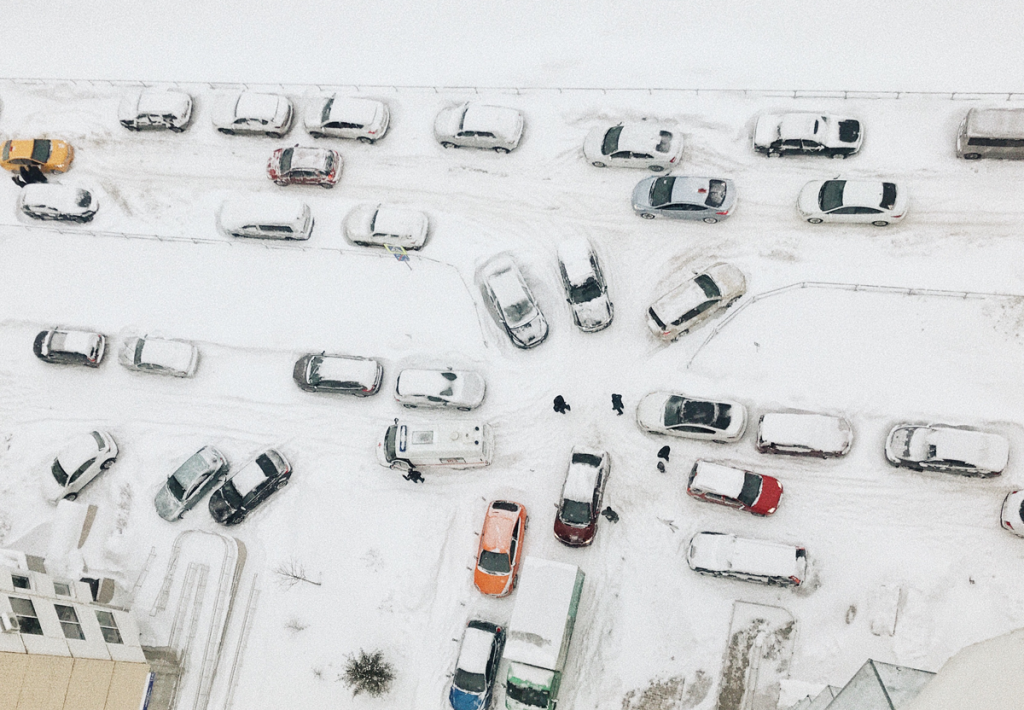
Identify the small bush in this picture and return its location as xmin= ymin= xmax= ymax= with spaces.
xmin=340 ymin=649 xmax=395 ymax=698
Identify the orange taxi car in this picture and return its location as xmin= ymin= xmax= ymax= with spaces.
xmin=1 ymin=139 xmax=75 ymax=173
xmin=473 ymin=500 xmax=527 ymax=597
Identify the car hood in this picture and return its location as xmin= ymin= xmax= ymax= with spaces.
xmin=449 ymin=685 xmax=485 ymax=710
xmin=797 ymin=181 xmax=824 ymax=216
xmin=434 ymin=105 xmax=463 ymax=140
xmin=636 ymin=392 xmax=670 ymax=430
xmin=154 ymin=486 xmax=182 ymax=521
xmin=208 ymin=488 xmax=235 ymax=523
xmin=632 ymin=178 xmax=656 ymax=209
xmin=509 ymin=313 xmax=548 ymax=347
xmin=572 ymin=295 xmax=613 ymax=330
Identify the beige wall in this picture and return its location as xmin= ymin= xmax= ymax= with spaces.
xmin=0 ymin=652 xmax=150 ymax=710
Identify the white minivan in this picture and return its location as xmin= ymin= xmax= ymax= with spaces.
xmin=217 ymin=196 xmax=313 ymax=241
xmin=686 ymin=531 xmax=807 ymax=587
xmin=376 ymin=420 xmax=493 ymax=471
xmin=756 ymin=411 xmax=853 ymax=458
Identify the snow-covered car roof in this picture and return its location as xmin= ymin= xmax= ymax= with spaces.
xmin=371 ymin=206 xmax=425 ymax=237
xmin=653 ymin=275 xmax=719 ymax=319
xmin=324 ymin=96 xmax=381 ymax=125
xmin=396 ymin=369 xmax=462 ymax=397
xmin=234 ymin=92 xmax=286 ymax=121
xmin=56 ymin=433 xmax=103 ymax=473
xmin=689 ymin=532 xmax=804 ymax=579
xmin=20 ymin=184 xmax=91 ymax=212
xmin=690 ymin=461 xmax=746 ymax=499
xmin=485 ymin=261 xmax=529 ymax=307
xmin=481 ymin=503 xmax=518 ymax=551
xmin=758 ymin=412 xmax=852 ymax=453
xmin=562 ymin=450 xmax=603 ymax=503
xmin=507 ymin=557 xmax=581 ymax=670
xmin=229 ymin=457 xmax=271 ymax=498
xmin=219 ymin=196 xmax=309 ymax=227
xmin=615 ymin=123 xmax=674 ymax=152
xmin=965 ymin=108 xmax=1024 ymax=138
xmin=282 ymin=146 xmax=334 ymax=171
xmin=458 ymin=625 xmax=495 ymax=674
xmin=557 ymin=238 xmax=597 ymax=286
xmin=53 ymin=330 xmax=101 ymax=356
xmin=135 ymin=90 xmax=191 ymax=116
xmin=837 ymin=181 xmax=887 ymax=208
xmin=925 ymin=427 xmax=1009 ymax=472
xmin=463 ymin=105 xmax=521 ymax=138
xmin=778 ymin=113 xmax=825 ymax=140
xmin=314 ymin=355 xmax=379 ymax=385
xmin=139 ymin=338 xmax=195 ymax=372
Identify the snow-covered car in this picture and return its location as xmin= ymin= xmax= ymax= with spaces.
xmin=292 ymin=353 xmax=383 ymax=396
xmin=434 ymin=103 xmax=524 ymax=153
xmin=583 ymin=122 xmax=683 ymax=171
xmin=556 ymin=237 xmax=613 ymax=332
xmin=1000 ymin=490 xmax=1024 ymax=537
xmin=394 ymin=368 xmax=486 ymax=410
xmin=44 ymin=431 xmax=118 ymax=503
xmin=756 ymin=412 xmax=853 ymax=458
xmin=632 ymin=176 xmax=736 ymax=222
xmin=118 ymin=336 xmax=198 ymax=378
xmin=208 ymin=449 xmax=291 ymax=525
xmin=646 ymin=262 xmax=746 ymax=340
xmin=686 ymin=460 xmax=783 ymax=516
xmin=343 ymin=203 xmax=429 ymax=249
xmin=33 ymin=328 xmax=106 ymax=367
xmin=885 ymin=424 xmax=1009 ymax=477
xmin=155 ymin=446 xmax=229 ymax=521
xmin=481 ymin=256 xmax=549 ymax=349
xmin=305 ymin=95 xmax=390 ymax=143
xmin=1 ymin=139 xmax=74 ymax=173
xmin=213 ymin=91 xmax=293 ymax=137
xmin=217 ymin=196 xmax=313 ymax=241
xmin=636 ymin=392 xmax=747 ymax=442
xmin=554 ymin=447 xmax=610 ymax=547
xmin=449 ymin=619 xmax=506 ymax=710
xmin=797 ymin=179 xmax=908 ymax=226
xmin=473 ymin=500 xmax=527 ymax=596
xmin=753 ymin=112 xmax=863 ymax=158
xmin=17 ymin=183 xmax=97 ymax=222
xmin=686 ymin=531 xmax=807 ymax=587
xmin=267 ymin=145 xmax=342 ymax=188
xmin=119 ymin=89 xmax=193 ymax=132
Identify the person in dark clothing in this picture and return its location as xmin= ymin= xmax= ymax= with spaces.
xmin=657 ymin=445 xmax=671 ymax=462
xmin=601 ymin=506 xmax=619 ymax=523
xmin=21 ymin=165 xmax=46 ymax=184
xmin=553 ymin=395 xmax=570 ymax=414
xmin=611 ymin=393 xmax=624 ymax=415
xmin=403 ymin=469 xmax=424 ymax=483
xmin=656 ymin=461 xmax=666 ymax=473
xmin=11 ymin=174 xmax=25 ymax=187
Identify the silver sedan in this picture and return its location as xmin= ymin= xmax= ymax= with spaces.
xmin=632 ymin=176 xmax=736 ymax=222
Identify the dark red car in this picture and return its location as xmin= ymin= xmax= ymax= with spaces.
xmin=554 ymin=447 xmax=609 ymax=546
xmin=267 ymin=145 xmax=342 ymax=188
xmin=686 ymin=459 xmax=783 ymax=516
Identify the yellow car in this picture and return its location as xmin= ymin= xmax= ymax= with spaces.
xmin=1 ymin=139 xmax=74 ymax=173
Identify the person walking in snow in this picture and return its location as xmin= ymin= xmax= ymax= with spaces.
xmin=657 ymin=445 xmax=671 ymax=462
xmin=611 ymin=393 xmax=624 ymax=415
xmin=553 ymin=395 xmax=570 ymax=414
xmin=601 ymin=506 xmax=619 ymax=523
xmin=403 ymin=468 xmax=424 ymax=483
xmin=23 ymin=165 xmax=46 ymax=184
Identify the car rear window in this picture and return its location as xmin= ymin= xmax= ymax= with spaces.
xmin=705 ymin=180 xmax=727 ymax=208
xmin=1 ymin=141 xmax=10 ymax=160
xmin=656 ymin=130 xmax=673 ymax=153
xmin=881 ymin=182 xmax=897 ymax=210
xmin=491 ymin=500 xmax=519 ymax=513
xmin=279 ymin=148 xmax=294 ymax=173
xmin=31 ymin=140 xmax=52 ymax=163
xmin=649 ymin=177 xmax=675 ymax=208
xmin=648 ymin=307 xmax=666 ymax=330
xmin=819 ymin=180 xmax=846 ymax=212
xmin=737 ymin=473 xmax=762 ymax=507
xmin=571 ymin=452 xmax=602 ymax=467
xmin=560 ymin=499 xmax=592 ymax=526
xmin=602 ymin=125 xmax=623 ymax=155
xmin=694 ymin=274 xmax=721 ymax=299
xmin=838 ymin=119 xmax=860 ymax=143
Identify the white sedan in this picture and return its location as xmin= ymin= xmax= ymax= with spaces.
xmin=636 ymin=392 xmax=747 ymax=442
xmin=797 ymin=179 xmax=909 ymax=226
xmin=118 ymin=336 xmax=199 ymax=378
xmin=583 ymin=122 xmax=683 ymax=171
xmin=305 ymin=95 xmax=390 ymax=143
xmin=18 ymin=184 xmax=97 ymax=222
xmin=394 ymin=368 xmax=486 ymax=410
xmin=885 ymin=424 xmax=1009 ymax=477
xmin=43 ymin=431 xmax=118 ymax=502
xmin=646 ymin=262 xmax=746 ymax=340
xmin=434 ymin=103 xmax=523 ymax=153
xmin=213 ymin=91 xmax=293 ymax=137
xmin=343 ymin=204 xmax=429 ymax=249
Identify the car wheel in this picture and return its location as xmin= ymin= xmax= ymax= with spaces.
xmin=457 ymin=406 xmax=472 ymax=411
xmin=963 ymin=153 xmax=981 ymax=160
xmin=320 ymin=182 xmax=335 ymax=189
xmin=493 ymin=147 xmax=511 ymax=154
xmin=268 ymin=132 xmax=284 ymax=139
xmin=308 ymin=131 xmax=324 ymax=139
xmin=807 ymin=218 xmax=823 ymax=224
xmin=649 ymin=165 xmax=665 ymax=172
xmin=702 ymin=217 xmax=719 ymax=224
xmin=357 ymin=137 xmax=374 ymax=145
xmin=100 ymin=458 xmax=116 ymax=470
xmin=440 ymin=141 xmax=457 ymax=149
xmin=218 ymin=128 xmax=235 ymax=135
xmin=403 ymin=404 xmax=417 ymax=409
xmin=640 ymin=213 xmax=655 ymax=220
xmin=64 ymin=492 xmax=78 ymax=502
xmin=871 ymin=220 xmax=889 ymax=227
xmin=591 ymin=161 xmax=606 ymax=168
xmin=274 ymin=180 xmax=289 ymax=186
xmin=830 ymin=152 xmax=847 ymax=159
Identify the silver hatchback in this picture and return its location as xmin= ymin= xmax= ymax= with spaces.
xmin=632 ymin=176 xmax=736 ymax=222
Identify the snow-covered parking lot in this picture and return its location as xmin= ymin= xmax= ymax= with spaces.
xmin=0 ymin=81 xmax=1023 ymax=709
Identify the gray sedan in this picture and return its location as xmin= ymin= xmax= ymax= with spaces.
xmin=632 ymin=176 xmax=736 ymax=223
xmin=155 ymin=446 xmax=229 ymax=521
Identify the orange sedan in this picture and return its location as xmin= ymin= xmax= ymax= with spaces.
xmin=473 ymin=500 xmax=527 ymax=597
xmin=1 ymin=139 xmax=74 ymax=173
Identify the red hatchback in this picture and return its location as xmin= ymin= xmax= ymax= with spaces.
xmin=267 ymin=145 xmax=342 ymax=188
xmin=554 ymin=447 xmax=610 ymax=546
xmin=686 ymin=459 xmax=782 ymax=516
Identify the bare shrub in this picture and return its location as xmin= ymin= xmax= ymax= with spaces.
xmin=340 ymin=649 xmax=395 ymax=698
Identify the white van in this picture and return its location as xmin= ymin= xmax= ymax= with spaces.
xmin=756 ymin=411 xmax=853 ymax=458
xmin=217 ymin=196 xmax=313 ymax=240
xmin=686 ymin=531 xmax=807 ymax=587
xmin=957 ymin=108 xmax=1024 ymax=160
xmin=376 ymin=420 xmax=493 ymax=470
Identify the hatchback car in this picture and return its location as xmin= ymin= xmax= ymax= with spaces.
xmin=395 ymin=368 xmax=486 ymax=410
xmin=583 ymin=122 xmax=684 ymax=171
xmin=449 ymin=620 xmax=506 ymax=710
xmin=305 ymin=95 xmax=390 ymax=143
xmin=797 ymin=179 xmax=908 ymax=226
xmin=1 ymin=139 xmax=74 ymax=173
xmin=554 ymin=448 xmax=610 ymax=547
xmin=208 ymin=449 xmax=291 ymax=525
xmin=687 ymin=460 xmax=782 ymax=516
xmin=118 ymin=336 xmax=199 ymax=378
xmin=267 ymin=146 xmax=342 ymax=188
xmin=885 ymin=424 xmax=1009 ymax=477
xmin=213 ymin=91 xmax=293 ymax=137
xmin=632 ymin=176 xmax=736 ymax=222
xmin=636 ymin=392 xmax=747 ymax=442
xmin=343 ymin=203 xmax=429 ymax=250
xmin=1000 ymin=490 xmax=1024 ymax=537
xmin=756 ymin=412 xmax=853 ymax=458
xmin=119 ymin=89 xmax=193 ymax=132
xmin=435 ymin=103 xmax=524 ymax=153
xmin=293 ymin=353 xmax=383 ymax=396
xmin=647 ymin=262 xmax=746 ymax=340
xmin=34 ymin=328 xmax=106 ymax=367
xmin=155 ymin=446 xmax=229 ymax=521
xmin=473 ymin=500 xmax=527 ymax=596
xmin=753 ymin=113 xmax=863 ymax=158
xmin=18 ymin=184 xmax=97 ymax=222
xmin=481 ymin=256 xmax=549 ymax=349
xmin=556 ymin=237 xmax=613 ymax=332
xmin=44 ymin=431 xmax=118 ymax=502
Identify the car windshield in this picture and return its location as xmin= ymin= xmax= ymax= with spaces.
xmin=478 ymin=549 xmax=511 ymax=575
xmin=383 ymin=425 xmax=397 ymax=462
xmin=31 ymin=140 xmax=52 ymax=163
xmin=649 ymin=177 xmax=675 ymax=207
xmin=51 ymin=459 xmax=68 ymax=486
xmin=738 ymin=473 xmax=763 ymax=507
xmin=568 ymin=278 xmax=602 ymax=304
xmin=881 ymin=182 xmax=897 ymax=210
xmin=819 ymin=180 xmax=846 ymax=212
xmin=656 ymin=130 xmax=673 ymax=153
xmin=648 ymin=307 xmax=666 ymax=329
xmin=694 ymin=274 xmax=721 ymax=299
xmin=560 ymin=498 xmax=592 ymax=526
xmin=665 ymin=397 xmax=718 ymax=427
xmin=219 ymin=480 xmax=244 ymax=508
xmin=602 ymin=125 xmax=623 ymax=155
xmin=323 ymin=153 xmax=335 ymax=172
xmin=705 ymin=180 xmax=727 ymax=207
xmin=76 ymin=191 xmax=92 ymax=208
xmin=279 ymin=148 xmax=294 ymax=173
xmin=571 ymin=452 xmax=602 ymax=467
xmin=256 ymin=454 xmax=278 ymax=478
xmin=454 ymin=668 xmax=487 ymax=694
xmin=320 ymin=98 xmax=334 ymax=124
xmin=166 ymin=474 xmax=186 ymax=501
xmin=506 ymin=682 xmax=550 ymax=708
xmin=502 ymin=298 xmax=533 ymax=326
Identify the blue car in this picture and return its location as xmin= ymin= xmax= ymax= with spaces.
xmin=449 ymin=619 xmax=505 ymax=710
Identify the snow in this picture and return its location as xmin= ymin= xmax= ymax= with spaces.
xmin=313 ymin=356 xmax=378 ymax=387
xmin=758 ymin=412 xmax=853 ymax=455
xmin=963 ymin=107 xmax=1024 ymax=138
xmin=462 ymin=105 xmax=521 ymax=139
xmin=55 ymin=330 xmax=99 ymax=356
xmin=562 ymin=460 xmax=600 ymax=505
xmin=689 ymin=532 xmax=805 ymax=581
xmin=229 ymin=458 xmax=270 ymax=499
xmin=323 ymin=96 xmax=381 ymax=127
xmin=506 ymin=557 xmax=580 ymax=671
xmin=690 ymin=461 xmax=746 ymax=499
xmin=131 ymin=90 xmax=190 ymax=118
xmin=458 ymin=625 xmax=495 ymax=675
xmin=926 ymin=427 xmax=1009 ymax=472
xmin=371 ymin=206 xmax=424 ymax=238
xmin=233 ymin=92 xmax=284 ymax=122
xmin=779 ymin=113 xmax=823 ymax=141
xmin=138 ymin=338 xmax=194 ymax=373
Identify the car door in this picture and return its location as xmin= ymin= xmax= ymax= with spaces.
xmin=672 ymin=424 xmax=716 ymax=439
xmin=780 ymin=139 xmax=802 ymax=155
xmin=672 ymin=298 xmax=718 ymax=330
xmin=661 ymin=203 xmax=708 ymax=219
xmin=827 ymin=205 xmax=879 ymax=223
xmin=508 ymin=520 xmax=520 ymax=568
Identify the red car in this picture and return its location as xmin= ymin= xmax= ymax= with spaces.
xmin=267 ymin=145 xmax=342 ymax=188
xmin=473 ymin=500 xmax=527 ymax=596
xmin=686 ymin=459 xmax=782 ymax=516
xmin=554 ymin=447 xmax=609 ymax=546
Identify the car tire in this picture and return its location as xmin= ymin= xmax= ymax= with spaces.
xmin=274 ymin=180 xmax=289 ymax=186
xmin=357 ymin=137 xmax=374 ymax=145
xmin=100 ymin=458 xmax=116 ymax=470
xmin=649 ymin=165 xmax=665 ymax=172
xmin=218 ymin=128 xmax=235 ymax=135
xmin=963 ymin=153 xmax=981 ymax=160
xmin=457 ymin=406 xmax=472 ymax=412
xmin=830 ymin=152 xmax=847 ymax=159
xmin=591 ymin=161 xmax=606 ymax=168
xmin=702 ymin=217 xmax=718 ymax=224
xmin=268 ymin=132 xmax=284 ymax=139
xmin=64 ymin=492 xmax=78 ymax=502
xmin=807 ymin=218 xmax=823 ymax=224
xmin=640 ymin=213 xmax=655 ymax=220
xmin=871 ymin=220 xmax=889 ymax=227
xmin=320 ymin=182 xmax=335 ymax=189
xmin=308 ymin=131 xmax=324 ymax=139
xmin=168 ymin=126 xmax=184 ymax=134
xmin=440 ymin=142 xmax=457 ymax=149
xmin=403 ymin=404 xmax=417 ymax=409
xmin=493 ymin=147 xmax=511 ymax=154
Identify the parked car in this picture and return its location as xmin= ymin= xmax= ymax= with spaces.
xmin=154 ymin=446 xmax=229 ymax=521
xmin=885 ymin=424 xmax=1009 ymax=477
xmin=632 ymin=176 xmax=736 ymax=222
xmin=33 ymin=328 xmax=106 ymax=367
xmin=293 ymin=353 xmax=383 ymax=396
xmin=44 ymin=431 xmax=118 ymax=502
xmin=1000 ymin=490 xmax=1024 ymax=537
xmin=556 ymin=237 xmax=613 ymax=332
xmin=583 ymin=121 xmax=683 ymax=170
xmin=217 ymin=196 xmax=313 ymax=241
xmin=646 ymin=262 xmax=746 ymax=340
xmin=687 ymin=531 xmax=807 ymax=587
xmin=473 ymin=500 xmax=527 ymax=596
xmin=756 ymin=412 xmax=853 ymax=458
xmin=636 ymin=392 xmax=747 ymax=442
xmin=118 ymin=336 xmax=198 ymax=378
xmin=305 ymin=95 xmax=390 ymax=142
xmin=753 ymin=113 xmax=862 ymax=158
xmin=449 ymin=619 xmax=506 ymax=710
xmin=554 ymin=447 xmax=610 ymax=547
xmin=1 ymin=139 xmax=74 ymax=173
xmin=686 ymin=460 xmax=782 ymax=516
xmin=17 ymin=184 xmax=97 ymax=222
xmin=267 ymin=145 xmax=341 ymax=188
xmin=957 ymin=108 xmax=1024 ymax=160
xmin=118 ymin=89 xmax=193 ymax=132
xmin=377 ymin=420 xmax=494 ymax=472
xmin=797 ymin=179 xmax=908 ymax=226
xmin=213 ymin=91 xmax=293 ymax=137
xmin=394 ymin=368 xmax=485 ymax=410
xmin=208 ymin=449 xmax=291 ymax=525
xmin=434 ymin=103 xmax=523 ymax=153
xmin=343 ymin=203 xmax=429 ymax=249
xmin=481 ymin=256 xmax=549 ymax=349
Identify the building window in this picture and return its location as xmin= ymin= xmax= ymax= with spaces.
xmin=95 ymin=610 xmax=122 ymax=644
xmin=53 ymin=582 xmax=72 ymax=597
xmin=54 ymin=604 xmax=85 ymax=640
xmin=11 ymin=575 xmax=30 ymax=590
xmin=9 ymin=597 xmax=43 ymax=635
